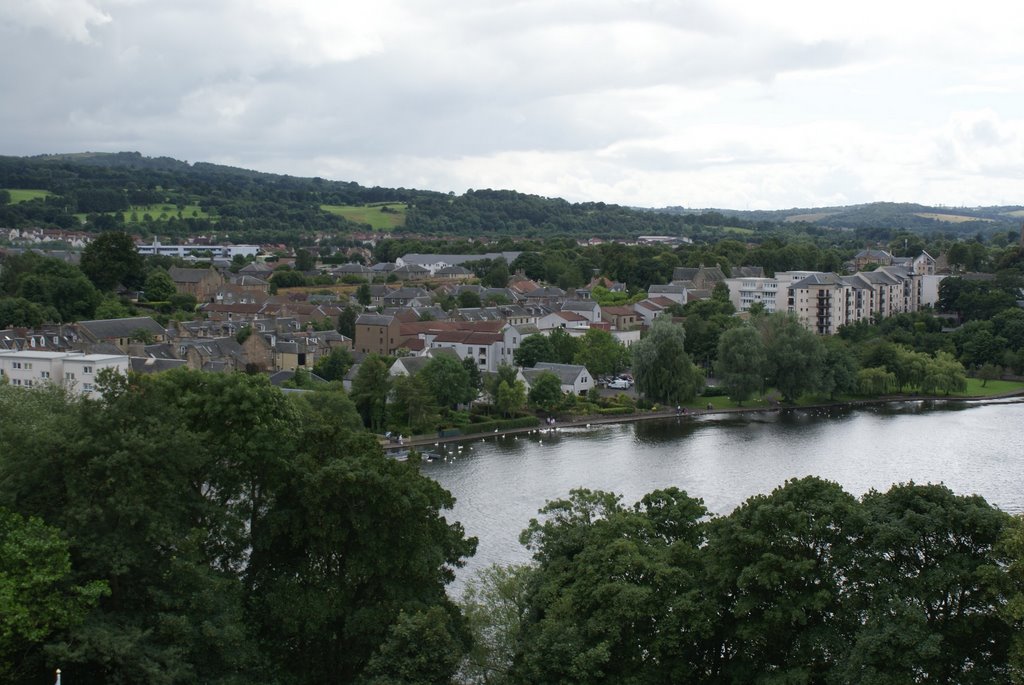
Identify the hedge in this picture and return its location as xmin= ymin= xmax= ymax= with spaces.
xmin=461 ymin=416 xmax=540 ymax=434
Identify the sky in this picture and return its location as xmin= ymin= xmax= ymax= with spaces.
xmin=1 ymin=0 xmax=1022 ymax=210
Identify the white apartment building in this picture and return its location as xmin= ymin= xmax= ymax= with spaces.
xmin=0 ymin=350 xmax=129 ymax=398
xmin=724 ymin=277 xmax=779 ymax=313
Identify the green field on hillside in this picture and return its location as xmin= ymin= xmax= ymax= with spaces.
xmin=72 ymin=203 xmax=211 ymax=223
xmin=320 ymin=203 xmax=406 ymax=229
xmin=3 ymin=188 xmax=51 ymax=203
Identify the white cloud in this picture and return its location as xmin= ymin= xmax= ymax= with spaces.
xmin=1 ymin=0 xmax=1023 ymax=209
xmin=0 ymin=0 xmax=111 ymax=43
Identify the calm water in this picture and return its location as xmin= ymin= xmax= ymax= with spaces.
xmin=421 ymin=399 xmax=1024 ymax=588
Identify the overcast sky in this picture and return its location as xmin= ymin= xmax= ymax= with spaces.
xmin=2 ymin=0 xmax=1022 ymax=210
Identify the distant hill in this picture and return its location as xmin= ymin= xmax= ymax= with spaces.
xmin=2 ymin=152 xmax=1021 ymax=245
xmin=655 ymin=201 xmax=1023 ymax=235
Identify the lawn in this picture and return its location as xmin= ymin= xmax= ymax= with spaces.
xmin=320 ymin=203 xmax=406 ymax=230
xmin=4 ymin=188 xmax=51 ymax=203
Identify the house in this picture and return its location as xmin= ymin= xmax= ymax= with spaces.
xmin=647 ymin=284 xmax=688 ymax=305
xmin=501 ymin=323 xmax=539 ymax=366
xmin=520 ymin=362 xmax=594 ymax=396
xmin=672 ymin=265 xmax=727 ymax=291
xmin=168 ymin=266 xmax=225 ymax=302
xmin=0 ymin=350 xmax=129 ymax=398
xmin=76 ymin=317 xmax=167 ymax=353
xmin=560 ymin=300 xmax=602 ymax=323
xmin=536 ymin=310 xmax=590 ymax=332
xmin=355 ymin=313 xmax=401 ymax=356
xmin=389 ymin=347 xmax=462 ymax=377
xmin=428 ymin=329 xmax=505 ymax=373
xmin=600 ymin=306 xmax=639 ymax=331
xmin=435 ymin=265 xmax=473 ymax=280
xmin=632 ymin=298 xmax=675 ymax=327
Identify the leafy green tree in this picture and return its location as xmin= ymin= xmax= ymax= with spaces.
xmin=842 ymin=483 xmax=1015 ymax=683
xmin=459 ymin=564 xmax=532 ymax=685
xmin=820 ymin=336 xmax=861 ymax=399
xmin=482 ymin=259 xmax=510 ymax=288
xmin=0 ymin=508 xmax=108 ymax=682
xmin=356 ymin=282 xmax=372 ymax=307
xmin=715 ymin=325 xmax=766 ymax=405
xmin=527 ymin=371 xmax=563 ymax=413
xmin=494 ymin=379 xmax=527 ymax=418
xmin=362 ymin=607 xmax=467 ymax=685
xmin=759 ymin=313 xmax=826 ymax=401
xmin=463 ymin=356 xmax=483 ymax=396
xmin=294 ymin=248 xmax=316 ymax=271
xmin=80 ymin=231 xmax=144 ymax=291
xmin=572 ymin=328 xmax=628 ymax=378
xmin=977 ymin=362 xmax=1002 ymax=387
xmin=351 ymin=354 xmax=391 ymax=431
xmin=857 ymin=366 xmax=897 ymax=395
xmin=420 ymin=354 xmax=474 ymax=410
xmin=514 ymin=488 xmax=710 ymax=684
xmin=143 ymin=268 xmax=176 ymax=301
xmin=338 ymin=304 xmax=359 ymax=338
xmin=458 ymin=290 xmax=482 ymax=308
xmin=919 ymin=350 xmax=967 ymax=395
xmin=513 ymin=334 xmax=554 ymax=368
xmin=548 ymin=328 xmax=582 ymax=365
xmin=488 ymin=363 xmax=519 ymax=400
xmin=704 ymin=477 xmax=864 ymax=683
xmin=389 ymin=373 xmax=441 ymax=434
xmin=631 ymin=317 xmax=704 ymax=404
xmin=312 ymin=346 xmax=353 ymax=382
xmin=0 ymin=296 xmax=57 ymax=328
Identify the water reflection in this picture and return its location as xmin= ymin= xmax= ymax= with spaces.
xmin=424 ymin=401 xmax=1024 ymax=591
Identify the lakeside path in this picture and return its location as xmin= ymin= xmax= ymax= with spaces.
xmin=383 ymin=387 xmax=1024 ymax=454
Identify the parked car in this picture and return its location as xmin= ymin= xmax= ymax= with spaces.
xmin=608 ymin=378 xmax=632 ymax=389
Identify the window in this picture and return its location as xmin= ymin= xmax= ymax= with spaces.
xmin=40 ymin=371 xmax=50 ymax=379
xmin=83 ymin=383 xmax=94 ymax=392
xmin=65 ymin=372 xmax=75 ymax=380
xmin=11 ymin=362 xmax=21 ymax=369
xmin=83 ymin=366 xmax=93 ymax=374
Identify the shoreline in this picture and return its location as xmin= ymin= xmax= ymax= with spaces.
xmin=383 ymin=388 xmax=1024 ymax=454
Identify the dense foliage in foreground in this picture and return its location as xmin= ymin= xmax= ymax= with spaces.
xmin=3 ymin=371 xmax=1023 ymax=684
xmin=463 ymin=479 xmax=1024 ymax=684
xmin=0 ymin=371 xmax=475 ymax=684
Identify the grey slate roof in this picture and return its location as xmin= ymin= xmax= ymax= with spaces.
xmin=523 ymin=362 xmax=589 ymax=386
xmin=77 ymin=317 xmax=166 ymax=340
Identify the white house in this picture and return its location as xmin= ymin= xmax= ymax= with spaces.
xmin=0 ymin=350 xmax=129 ymax=398
xmin=519 ymin=362 xmax=594 ymax=396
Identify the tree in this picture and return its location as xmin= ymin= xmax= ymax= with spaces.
xmin=573 ymin=328 xmax=628 ymax=378
xmin=631 ymin=317 xmax=704 ymax=404
xmin=389 ymin=373 xmax=441 ymax=434
xmin=818 ymin=337 xmax=860 ymax=399
xmin=312 ymin=346 xmax=353 ymax=382
xmin=513 ymin=334 xmax=554 ymax=368
xmin=704 ymin=477 xmax=864 ymax=682
xmin=420 ymin=354 xmax=474 ymax=410
xmin=362 ymin=607 xmax=466 ymax=685
xmin=0 ymin=508 xmax=108 ymax=682
xmin=494 ymin=379 xmax=527 ymax=418
xmin=513 ymin=488 xmax=710 ymax=684
xmin=356 ymin=282 xmax=372 ymax=307
xmin=294 ymin=248 xmax=316 ymax=271
xmin=841 ymin=483 xmax=1015 ymax=683
xmin=458 ymin=290 xmax=482 ymax=309
xmin=463 ymin=356 xmax=483 ymax=396
xmin=919 ymin=350 xmax=967 ymax=395
xmin=977 ymin=362 xmax=1002 ymax=387
xmin=857 ymin=366 xmax=895 ymax=395
xmin=459 ymin=564 xmax=532 ymax=685
xmin=351 ymin=354 xmax=391 ymax=431
xmin=143 ymin=268 xmax=176 ymax=301
xmin=79 ymin=231 xmax=144 ymax=291
xmin=548 ymin=327 xmax=582 ymax=364
xmin=338 ymin=304 xmax=358 ymax=339
xmin=759 ymin=313 xmax=826 ymax=401
xmin=527 ymin=371 xmax=563 ymax=413
xmin=715 ymin=325 xmax=766 ymax=405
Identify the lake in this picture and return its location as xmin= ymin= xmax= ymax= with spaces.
xmin=420 ymin=399 xmax=1024 ymax=588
